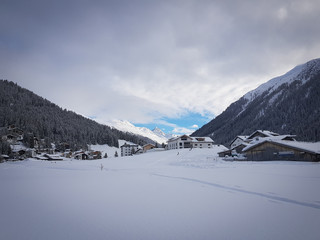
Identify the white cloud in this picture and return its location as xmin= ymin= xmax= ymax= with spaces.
xmin=1 ymin=0 xmax=320 ymax=129
xmin=172 ymin=127 xmax=194 ymax=135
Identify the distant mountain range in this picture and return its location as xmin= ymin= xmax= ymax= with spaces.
xmin=106 ymin=120 xmax=176 ymax=144
xmin=0 ymin=80 xmax=154 ymax=152
xmin=192 ymin=58 xmax=320 ymax=146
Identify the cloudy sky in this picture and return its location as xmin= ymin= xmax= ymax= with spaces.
xmin=1 ymin=0 xmax=320 ymax=134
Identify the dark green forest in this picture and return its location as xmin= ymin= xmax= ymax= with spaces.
xmin=0 ymin=80 xmax=153 ymax=153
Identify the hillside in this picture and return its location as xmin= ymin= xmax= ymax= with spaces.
xmin=192 ymin=58 xmax=320 ymax=146
xmin=0 ymin=80 xmax=152 ymax=152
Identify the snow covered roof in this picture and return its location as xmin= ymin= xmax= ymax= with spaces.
xmin=10 ymin=143 xmax=27 ymax=152
xmin=247 ymin=130 xmax=279 ymax=139
xmin=120 ymin=143 xmax=139 ymax=148
xmin=167 ymin=135 xmax=213 ymax=143
xmin=243 ymin=139 xmax=320 ymax=154
xmin=238 ymin=136 xmax=249 ymax=140
xmin=142 ymin=143 xmax=155 ymax=148
xmin=230 ymin=135 xmax=249 ymax=145
xmin=168 ymin=135 xmax=193 ymax=142
xmin=192 ymin=137 xmax=214 ymax=143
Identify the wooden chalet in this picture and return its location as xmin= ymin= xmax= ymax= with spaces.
xmin=243 ymin=140 xmax=320 ymax=162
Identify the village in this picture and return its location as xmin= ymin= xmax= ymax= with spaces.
xmin=1 ymin=125 xmax=320 ymax=162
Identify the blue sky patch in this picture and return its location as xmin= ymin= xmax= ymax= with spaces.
xmin=135 ymin=111 xmax=214 ymax=134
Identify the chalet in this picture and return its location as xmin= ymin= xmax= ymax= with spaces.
xmin=7 ymin=125 xmax=24 ymax=137
xmin=242 ymin=139 xmax=320 ymax=162
xmin=230 ymin=136 xmax=249 ymax=149
xmin=120 ymin=143 xmax=140 ymax=156
xmin=167 ymin=135 xmax=214 ymax=150
xmin=90 ymin=151 xmax=102 ymax=159
xmin=143 ymin=143 xmax=155 ymax=152
xmin=219 ymin=143 xmax=248 ymax=157
xmin=219 ymin=130 xmax=296 ymax=159
xmin=74 ymin=151 xmax=89 ymax=160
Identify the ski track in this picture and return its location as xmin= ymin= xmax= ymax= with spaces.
xmin=152 ymin=173 xmax=320 ymax=210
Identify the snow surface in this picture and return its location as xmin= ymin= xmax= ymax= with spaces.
xmin=106 ymin=120 xmax=169 ymax=144
xmin=1 ymin=148 xmax=320 ymax=240
xmin=89 ymin=143 xmax=120 ymax=157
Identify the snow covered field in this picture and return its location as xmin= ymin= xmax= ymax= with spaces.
xmin=1 ymin=148 xmax=320 ymax=240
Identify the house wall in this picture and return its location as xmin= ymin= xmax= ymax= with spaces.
xmin=167 ymin=138 xmax=192 ymax=150
xmin=143 ymin=144 xmax=155 ymax=152
xmin=167 ymin=138 xmax=213 ymax=150
xmin=121 ymin=145 xmax=139 ymax=156
xmin=245 ymin=142 xmax=319 ymax=162
xmin=218 ymin=150 xmax=232 ymax=157
xmin=192 ymin=142 xmax=212 ymax=148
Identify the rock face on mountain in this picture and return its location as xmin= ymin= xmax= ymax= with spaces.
xmin=192 ymin=58 xmax=320 ymax=146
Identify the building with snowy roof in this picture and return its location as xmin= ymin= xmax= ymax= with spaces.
xmin=120 ymin=143 xmax=140 ymax=156
xmin=219 ymin=130 xmax=297 ymax=158
xmin=230 ymin=135 xmax=250 ymax=149
xmin=242 ymin=139 xmax=320 ymax=162
xmin=167 ymin=135 xmax=214 ymax=150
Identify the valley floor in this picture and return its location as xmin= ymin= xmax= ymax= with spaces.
xmin=1 ymin=148 xmax=320 ymax=240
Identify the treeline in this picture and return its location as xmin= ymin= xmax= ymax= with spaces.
xmin=0 ymin=80 xmax=153 ymax=152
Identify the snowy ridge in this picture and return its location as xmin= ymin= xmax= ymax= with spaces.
xmin=244 ymin=58 xmax=320 ymax=102
xmin=106 ymin=120 xmax=168 ymax=144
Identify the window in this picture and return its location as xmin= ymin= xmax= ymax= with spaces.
xmin=196 ymin=138 xmax=205 ymax=141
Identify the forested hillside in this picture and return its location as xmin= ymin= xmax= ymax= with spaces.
xmin=192 ymin=58 xmax=320 ymax=146
xmin=0 ymin=80 xmax=152 ymax=151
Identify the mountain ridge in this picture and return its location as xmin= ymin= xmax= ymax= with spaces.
xmin=192 ymin=58 xmax=320 ymax=146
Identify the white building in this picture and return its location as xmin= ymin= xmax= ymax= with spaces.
xmin=120 ymin=143 xmax=140 ymax=157
xmin=167 ymin=135 xmax=214 ymax=150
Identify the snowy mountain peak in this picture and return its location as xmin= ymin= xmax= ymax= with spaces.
xmin=152 ymin=127 xmax=178 ymax=141
xmin=106 ymin=120 xmax=168 ymax=144
xmin=152 ymin=127 xmax=166 ymax=137
xmin=244 ymin=58 xmax=320 ymax=102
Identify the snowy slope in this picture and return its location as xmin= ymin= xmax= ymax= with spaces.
xmin=244 ymin=58 xmax=320 ymax=102
xmin=106 ymin=120 xmax=169 ymax=144
xmin=192 ymin=58 xmax=320 ymax=144
xmin=1 ymin=149 xmax=320 ymax=240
